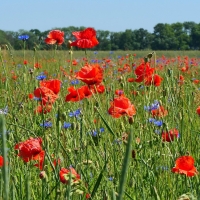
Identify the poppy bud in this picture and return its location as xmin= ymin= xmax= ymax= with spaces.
xmin=147 ymin=52 xmax=154 ymax=59
xmin=39 ymin=171 xmax=47 ymax=179
xmin=67 ymin=40 xmax=72 ymax=49
xmin=120 ymin=82 xmax=124 ymax=88
xmin=118 ymin=76 xmax=123 ymax=83
xmin=29 ymin=68 xmax=34 ymax=74
xmin=132 ymin=150 xmax=136 ymax=159
xmin=128 ymin=117 xmax=134 ymax=124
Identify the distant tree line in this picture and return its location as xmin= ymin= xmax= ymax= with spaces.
xmin=1 ymin=21 xmax=200 ymax=51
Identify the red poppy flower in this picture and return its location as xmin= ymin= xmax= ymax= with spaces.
xmin=162 ymin=128 xmax=179 ymax=142
xmin=196 ymin=106 xmax=200 ymax=115
xmin=53 ymin=158 xmax=61 ymax=167
xmin=81 ymin=85 xmax=93 ymax=98
xmin=34 ymin=62 xmax=42 ymax=69
xmin=75 ymin=64 xmax=103 ymax=85
xmin=70 ymin=27 xmax=99 ymax=48
xmin=134 ymin=62 xmax=154 ymax=82
xmin=0 ymin=156 xmax=4 ymax=167
xmin=34 ymin=104 xmax=52 ymax=114
xmin=86 ymin=193 xmax=91 ymax=199
xmin=59 ymin=167 xmax=81 ymax=184
xmin=15 ymin=137 xmax=45 ymax=170
xmin=12 ymin=74 xmax=18 ymax=81
xmin=127 ymin=78 xmax=135 ymax=82
xmin=172 ymin=156 xmax=198 ymax=177
xmin=178 ymin=75 xmax=184 ymax=85
xmin=40 ymin=79 xmax=61 ymax=95
xmin=90 ymin=84 xmax=105 ymax=94
xmin=45 ymin=30 xmax=64 ymax=45
xmin=151 ymin=106 xmax=168 ymax=117
xmin=65 ymin=86 xmax=85 ymax=102
xmin=108 ymin=96 xmax=136 ymax=118
xmin=28 ymin=93 xmax=34 ymax=99
xmin=145 ymin=74 xmax=163 ymax=87
xmin=193 ymin=79 xmax=200 ymax=84
xmin=34 ymin=87 xmax=58 ymax=105
xmin=24 ymin=60 xmax=28 ymax=65
xmin=115 ymin=89 xmax=124 ymax=96
xmin=33 ymin=150 xmax=45 ymax=170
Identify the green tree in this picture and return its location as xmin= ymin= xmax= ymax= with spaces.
xmin=190 ymin=23 xmax=200 ymax=50
xmin=151 ymin=23 xmax=177 ymax=50
xmin=95 ymin=30 xmax=111 ymax=50
xmin=119 ymin=29 xmax=134 ymax=50
xmin=171 ymin=22 xmax=190 ymax=50
xmin=132 ymin=28 xmax=152 ymax=50
xmin=110 ymin=32 xmax=123 ymax=50
xmin=0 ymin=30 xmax=9 ymax=46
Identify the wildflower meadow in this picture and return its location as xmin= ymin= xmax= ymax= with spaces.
xmin=1 ymin=28 xmax=200 ymax=200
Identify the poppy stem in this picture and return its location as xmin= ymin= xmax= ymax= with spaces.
xmin=85 ymin=49 xmax=88 ymax=60
xmin=69 ymin=49 xmax=73 ymax=73
xmin=23 ymin=40 xmax=26 ymax=63
xmin=54 ymin=44 xmax=57 ymax=59
xmin=154 ymin=51 xmax=156 ymax=68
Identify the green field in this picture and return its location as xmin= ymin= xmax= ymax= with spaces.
xmin=0 ymin=49 xmax=200 ymax=200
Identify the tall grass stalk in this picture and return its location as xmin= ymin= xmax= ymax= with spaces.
xmin=0 ymin=116 xmax=9 ymax=200
xmin=117 ymin=129 xmax=133 ymax=200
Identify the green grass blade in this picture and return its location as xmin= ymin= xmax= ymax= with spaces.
xmin=117 ymin=129 xmax=133 ymax=200
xmin=0 ymin=116 xmax=9 ymax=200
xmin=96 ymin=108 xmax=115 ymax=136
xmin=91 ymin=161 xmax=107 ymax=199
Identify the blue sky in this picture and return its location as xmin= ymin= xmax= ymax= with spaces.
xmin=1 ymin=0 xmax=200 ymax=33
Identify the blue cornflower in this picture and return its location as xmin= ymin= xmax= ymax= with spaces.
xmin=18 ymin=35 xmax=29 ymax=41
xmin=94 ymin=51 xmax=98 ymax=55
xmin=36 ymin=74 xmax=46 ymax=80
xmin=63 ymin=122 xmax=71 ymax=129
xmin=71 ymin=79 xmax=79 ymax=85
xmin=138 ymin=85 xmax=145 ymax=90
xmin=99 ymin=127 xmax=105 ymax=133
xmin=33 ymin=97 xmax=41 ymax=101
xmin=69 ymin=109 xmax=81 ymax=118
xmin=91 ymin=130 xmax=98 ymax=137
xmin=91 ymin=59 xmax=99 ymax=63
xmin=40 ymin=121 xmax=52 ymax=128
xmin=148 ymin=118 xmax=163 ymax=127
xmin=144 ymin=100 xmax=160 ymax=111
xmin=108 ymin=177 xmax=113 ymax=181
xmin=110 ymin=51 xmax=114 ymax=54
xmin=153 ymin=120 xmax=163 ymax=127
xmin=148 ymin=118 xmax=156 ymax=123
xmin=0 ymin=106 xmax=8 ymax=115
xmin=17 ymin=64 xmax=22 ymax=68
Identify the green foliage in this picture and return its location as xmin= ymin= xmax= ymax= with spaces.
xmin=1 ymin=22 xmax=200 ymax=50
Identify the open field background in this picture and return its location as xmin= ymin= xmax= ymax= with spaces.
xmin=0 ymin=49 xmax=200 ymax=200
xmin=1 ymin=50 xmax=200 ymax=59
